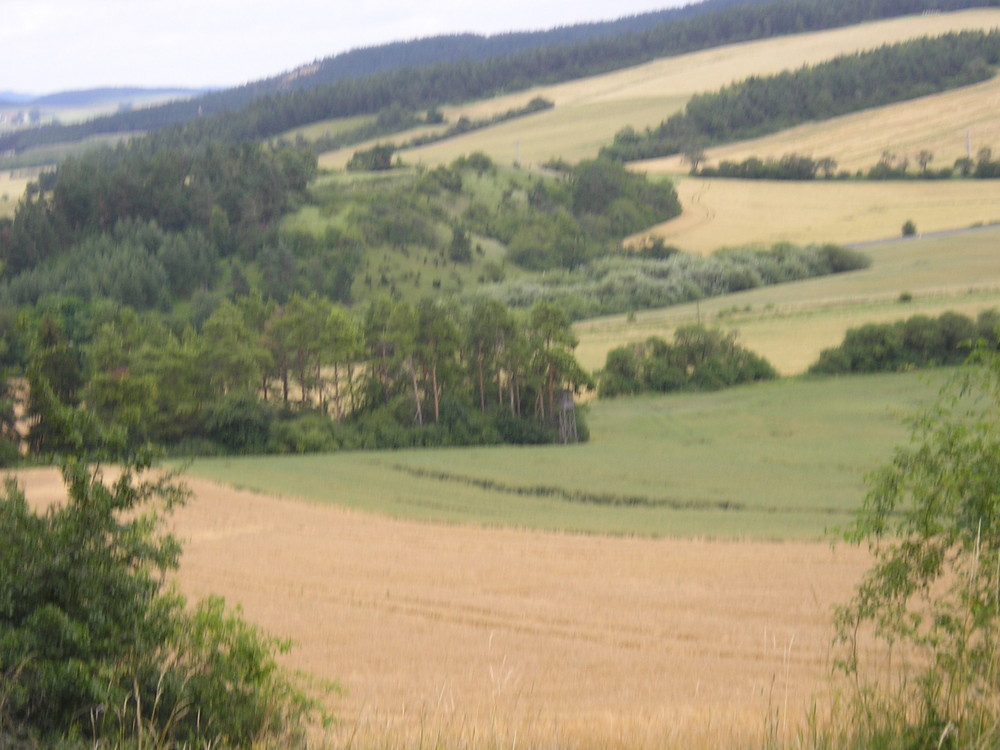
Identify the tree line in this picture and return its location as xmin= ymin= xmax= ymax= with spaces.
xmin=480 ymin=242 xmax=871 ymax=319
xmin=1 ymin=292 xmax=592 ymax=463
xmin=602 ymin=30 xmax=1000 ymax=162
xmin=693 ymin=147 xmax=1000 ymax=180
xmin=808 ymin=308 xmax=1000 ymax=374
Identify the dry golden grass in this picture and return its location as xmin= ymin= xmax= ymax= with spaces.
xmin=575 ymin=226 xmax=1000 ymax=375
xmin=319 ymin=9 xmax=1000 ymax=170
xmin=11 ymin=467 xmax=871 ymax=748
xmin=0 ymin=170 xmax=35 ymax=219
xmin=628 ymin=176 xmax=1000 ymax=255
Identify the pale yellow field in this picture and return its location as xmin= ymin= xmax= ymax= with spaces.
xmin=0 ymin=170 xmax=34 ymax=219
xmin=13 ymin=467 xmax=872 ymax=748
xmin=630 ymin=176 xmax=1000 ymax=254
xmin=575 ymin=226 xmax=1000 ymax=375
xmin=319 ymin=9 xmax=1000 ymax=170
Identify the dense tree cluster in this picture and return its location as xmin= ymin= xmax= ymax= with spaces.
xmin=6 ymin=292 xmax=592 ymax=461
xmin=599 ymin=325 xmax=778 ymax=397
xmin=809 ymin=309 xmax=1000 ymax=374
xmin=0 ymin=140 xmax=316 ymax=281
xmin=602 ymin=31 xmax=1000 ymax=162
xmin=695 ymin=147 xmax=1000 ymax=181
xmin=460 ymin=157 xmax=681 ymax=271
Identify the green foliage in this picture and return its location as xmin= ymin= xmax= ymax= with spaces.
xmin=834 ymin=348 xmax=1000 ymax=747
xmin=482 ymin=242 xmax=870 ymax=319
xmin=902 ymin=219 xmax=917 ymax=236
xmin=346 ymin=143 xmax=397 ymax=171
xmin=0 ymin=452 xmax=320 ymax=746
xmin=599 ymin=325 xmax=778 ymax=397
xmin=204 ymin=392 xmax=275 ymax=454
xmin=809 ymin=310 xmax=997 ymax=375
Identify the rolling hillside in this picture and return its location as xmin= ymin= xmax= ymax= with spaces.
xmin=318 ymin=9 xmax=1000 ymax=169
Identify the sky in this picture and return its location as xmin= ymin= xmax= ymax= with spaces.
xmin=2 ymin=0 xmax=692 ymax=95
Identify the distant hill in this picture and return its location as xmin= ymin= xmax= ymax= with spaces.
xmin=0 ymin=88 xmax=206 ymax=109
xmin=0 ymin=92 xmax=36 ymax=106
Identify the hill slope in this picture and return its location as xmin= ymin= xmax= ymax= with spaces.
xmin=319 ymin=8 xmax=1000 ymax=169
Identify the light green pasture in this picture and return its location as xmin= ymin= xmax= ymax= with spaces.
xmin=186 ymin=371 xmax=943 ymax=540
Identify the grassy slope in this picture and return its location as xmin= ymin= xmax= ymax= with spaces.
xmin=187 ymin=370 xmax=944 ymax=540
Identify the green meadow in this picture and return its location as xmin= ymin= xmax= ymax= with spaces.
xmin=186 ymin=370 xmax=945 ymax=540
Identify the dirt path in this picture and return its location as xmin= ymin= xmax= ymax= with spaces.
xmin=11 ymin=467 xmax=871 ymax=746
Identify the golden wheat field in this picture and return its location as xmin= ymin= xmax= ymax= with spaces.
xmin=13 ymin=466 xmax=872 ymax=748
xmin=627 ymin=176 xmax=1000 ymax=255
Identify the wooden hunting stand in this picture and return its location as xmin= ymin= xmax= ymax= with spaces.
xmin=557 ymin=389 xmax=578 ymax=444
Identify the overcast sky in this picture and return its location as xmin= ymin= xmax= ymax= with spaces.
xmin=2 ymin=0 xmax=692 ymax=95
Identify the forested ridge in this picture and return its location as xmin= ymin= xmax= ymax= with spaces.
xmin=1 ymin=0 xmax=994 ymax=156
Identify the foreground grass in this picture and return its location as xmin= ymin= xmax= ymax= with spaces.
xmin=187 ymin=371 xmax=943 ymax=540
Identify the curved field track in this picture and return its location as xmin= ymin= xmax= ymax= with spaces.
xmin=12 ymin=467 xmax=873 ymax=747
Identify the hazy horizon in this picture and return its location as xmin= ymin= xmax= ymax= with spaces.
xmin=2 ymin=0 xmax=693 ymax=97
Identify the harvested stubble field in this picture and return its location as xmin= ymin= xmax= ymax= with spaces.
xmin=12 ymin=465 xmax=873 ymax=748
xmin=630 ymin=177 xmax=1000 ymax=255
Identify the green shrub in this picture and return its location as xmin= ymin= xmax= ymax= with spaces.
xmin=204 ymin=391 xmax=275 ymax=454
xmin=0 ymin=452 xmax=322 ymax=747
xmin=599 ymin=326 xmax=777 ymax=397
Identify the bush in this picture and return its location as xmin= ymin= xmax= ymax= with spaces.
xmin=599 ymin=326 xmax=777 ymax=397
xmin=0 ymin=453 xmax=321 ymax=746
xmin=204 ymin=391 xmax=275 ymax=454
